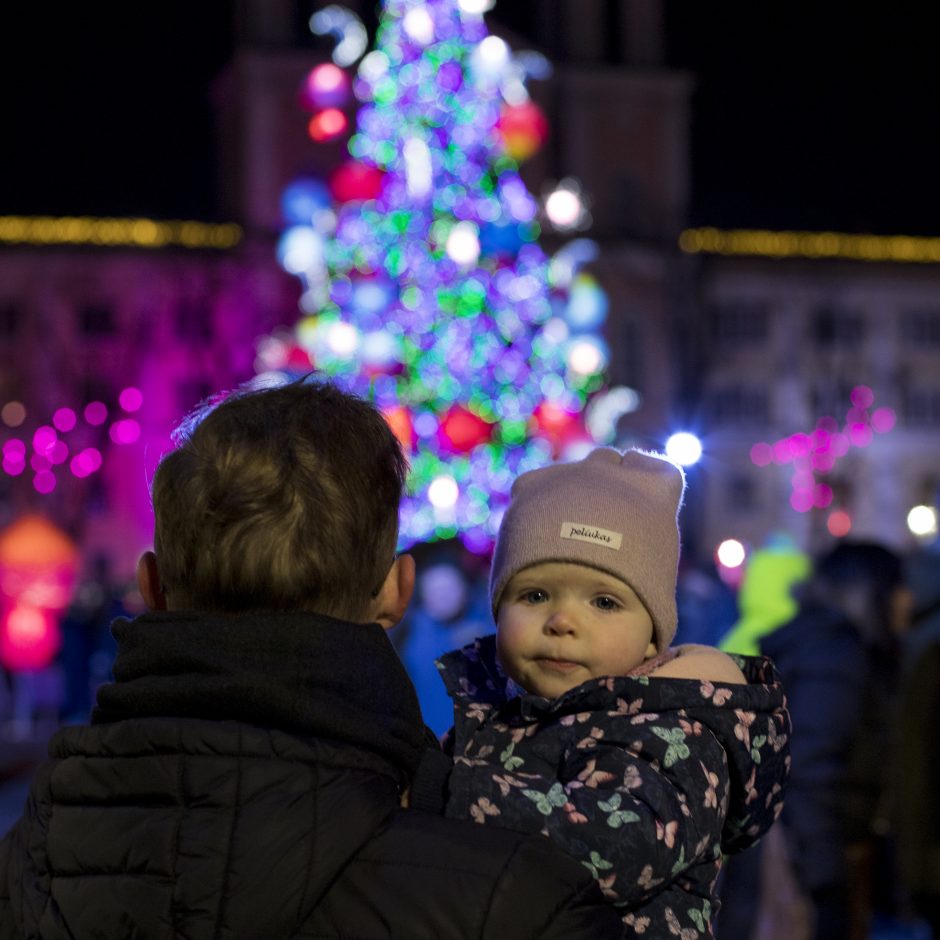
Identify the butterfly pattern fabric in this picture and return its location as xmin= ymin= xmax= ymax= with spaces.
xmin=435 ymin=635 xmax=790 ymax=938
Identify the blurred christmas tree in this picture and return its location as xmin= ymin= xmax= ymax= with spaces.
xmin=258 ymin=0 xmax=617 ymax=551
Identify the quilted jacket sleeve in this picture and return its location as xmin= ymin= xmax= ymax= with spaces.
xmin=443 ymin=718 xmax=727 ymax=907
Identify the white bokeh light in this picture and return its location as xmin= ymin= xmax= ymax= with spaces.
xmin=907 ymin=504 xmax=938 ymax=538
xmin=428 ymin=475 xmax=459 ymax=508
xmin=326 ymin=321 xmax=360 ymax=357
xmin=445 ymin=222 xmax=481 ymax=266
xmin=567 ymin=337 xmax=607 ymax=375
xmin=665 ymin=432 xmax=703 ymax=467
xmin=457 ymin=0 xmax=495 ymax=13
xmin=402 ymin=7 xmax=435 ymax=45
xmin=716 ymin=539 xmax=747 ymax=569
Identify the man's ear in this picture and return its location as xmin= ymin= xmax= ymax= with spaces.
xmin=370 ymin=553 xmax=415 ymax=630
xmin=136 ymin=551 xmax=168 ymax=611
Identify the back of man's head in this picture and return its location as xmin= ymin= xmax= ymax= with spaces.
xmin=151 ymin=378 xmax=407 ymax=621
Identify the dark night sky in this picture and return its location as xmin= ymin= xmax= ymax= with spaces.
xmin=2 ymin=2 xmax=939 ymax=236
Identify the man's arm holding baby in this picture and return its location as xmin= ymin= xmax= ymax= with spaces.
xmin=651 ymin=644 xmax=747 ymax=683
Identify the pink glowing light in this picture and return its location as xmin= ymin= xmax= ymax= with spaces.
xmin=830 ymin=432 xmax=850 ymax=457
xmin=813 ymin=483 xmax=834 ymax=508
xmin=850 ymin=385 xmax=874 ymax=409
xmin=32 ymin=426 xmax=57 ymax=456
xmin=33 ymin=470 xmax=56 ymax=494
xmin=30 ymin=453 xmax=50 ymax=473
xmin=790 ymin=490 xmax=814 ymax=513
xmin=817 ymin=416 xmax=839 ymax=433
xmin=119 ymin=387 xmax=143 ymax=412
xmin=48 ymin=440 xmax=69 ymax=465
xmin=871 ymin=407 xmax=896 ymax=433
xmin=772 ymin=439 xmax=793 ymax=464
xmin=848 ymin=423 xmax=873 ymax=448
xmin=792 ymin=468 xmax=815 ymax=491
xmin=2 ymin=457 xmax=25 ymax=476
xmin=750 ymin=442 xmax=773 ymax=466
xmin=811 ymin=428 xmax=831 ymax=451
xmin=84 ymin=401 xmax=108 ymax=426
xmin=53 ymin=408 xmax=77 ymax=432
xmin=2 ymin=439 xmax=25 ymax=458
xmin=69 ymin=447 xmax=103 ymax=478
xmin=788 ymin=433 xmax=811 ymax=458
xmin=109 ymin=419 xmax=141 ymax=445
xmin=812 ymin=452 xmax=836 ymax=473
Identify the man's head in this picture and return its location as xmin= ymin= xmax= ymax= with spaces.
xmin=140 ymin=378 xmax=412 ymax=624
xmin=489 ymin=447 xmax=686 ymax=653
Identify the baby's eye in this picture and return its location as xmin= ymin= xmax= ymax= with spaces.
xmin=521 ymin=589 xmax=548 ymax=604
xmin=593 ymin=595 xmax=621 ymax=611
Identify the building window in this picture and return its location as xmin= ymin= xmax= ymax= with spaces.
xmin=901 ymin=308 xmax=940 ymax=347
xmin=811 ymin=306 xmax=865 ymax=348
xmin=711 ymin=300 xmax=769 ymax=347
xmin=903 ymin=387 xmax=940 ymax=427
xmin=706 ymin=385 xmax=769 ymax=426
xmin=0 ymin=301 xmax=20 ymax=336
xmin=78 ymin=303 xmax=116 ymax=336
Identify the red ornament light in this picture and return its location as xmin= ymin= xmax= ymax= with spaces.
xmin=383 ymin=406 xmax=415 ymax=453
xmin=308 ymin=108 xmax=349 ymax=143
xmin=533 ymin=401 xmax=581 ymax=455
xmin=329 ymin=161 xmax=385 ymax=203
xmin=496 ymin=101 xmax=550 ymax=162
xmin=438 ymin=406 xmax=494 ymax=454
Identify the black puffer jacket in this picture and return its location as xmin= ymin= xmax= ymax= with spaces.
xmin=0 ymin=612 xmax=621 ymax=939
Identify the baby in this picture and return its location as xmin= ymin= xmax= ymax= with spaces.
xmin=411 ymin=448 xmax=791 ymax=938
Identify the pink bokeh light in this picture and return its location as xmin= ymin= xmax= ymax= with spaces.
xmin=33 ymin=470 xmax=56 ymax=494
xmin=750 ymin=442 xmax=773 ymax=466
xmin=119 ymin=387 xmax=143 ymax=412
xmin=871 ymin=407 xmax=896 ymax=433
xmin=2 ymin=456 xmax=25 ymax=476
xmin=2 ymin=439 xmax=25 ymax=458
xmin=850 ymin=385 xmax=874 ymax=409
xmin=848 ymin=423 xmax=873 ymax=448
xmin=790 ymin=490 xmax=814 ymax=513
xmin=53 ymin=408 xmax=77 ymax=432
xmin=32 ymin=426 xmax=57 ymax=456
xmin=813 ymin=483 xmax=834 ymax=508
xmin=84 ymin=401 xmax=108 ymax=426
xmin=109 ymin=419 xmax=141 ymax=445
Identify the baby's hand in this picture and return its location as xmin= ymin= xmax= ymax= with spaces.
xmin=650 ymin=644 xmax=747 ymax=684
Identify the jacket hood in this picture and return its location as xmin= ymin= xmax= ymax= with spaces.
xmin=437 ymin=634 xmax=790 ymax=853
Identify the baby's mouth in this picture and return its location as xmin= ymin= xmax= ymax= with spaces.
xmin=534 ymin=657 xmax=581 ymax=673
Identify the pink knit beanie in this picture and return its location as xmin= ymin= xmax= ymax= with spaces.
xmin=489 ymin=448 xmax=686 ymax=652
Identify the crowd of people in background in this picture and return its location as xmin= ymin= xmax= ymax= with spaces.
xmin=1 ymin=517 xmax=939 ymax=939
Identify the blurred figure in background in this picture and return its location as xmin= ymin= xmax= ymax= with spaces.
xmin=893 ymin=545 xmax=940 ymax=939
xmin=714 ymin=534 xmax=812 ymax=938
xmin=760 ymin=541 xmax=911 ymax=940
xmin=389 ymin=541 xmax=491 ymax=738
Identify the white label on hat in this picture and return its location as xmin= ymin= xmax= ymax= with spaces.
xmin=560 ymin=522 xmax=623 ymax=550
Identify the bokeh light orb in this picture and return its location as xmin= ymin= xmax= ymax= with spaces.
xmin=402 ymin=7 xmax=435 ymax=44
xmin=281 ymin=177 xmax=332 ymax=226
xmin=457 ymin=0 xmax=495 ymax=13
xmin=827 ymin=509 xmax=853 ymax=538
xmin=496 ymin=101 xmax=549 ymax=162
xmin=276 ymin=226 xmax=324 ymax=275
xmin=308 ymin=108 xmax=349 ymax=142
xmin=567 ymin=336 xmax=608 ymax=375
xmin=428 ymin=475 xmax=459 ymax=509
xmin=119 ymin=387 xmax=143 ymax=412
xmin=329 ymin=160 xmax=385 ymax=203
xmin=469 ymin=35 xmax=510 ymax=85
xmin=300 ymin=63 xmax=352 ymax=111
xmin=907 ymin=504 xmax=938 ymax=538
xmin=445 ymin=222 xmax=481 ymax=266
xmin=1 ymin=402 xmax=26 ymax=427
xmin=716 ymin=538 xmax=746 ymax=569
xmin=564 ymin=273 xmax=608 ymax=330
xmin=665 ymin=432 xmax=702 ymax=467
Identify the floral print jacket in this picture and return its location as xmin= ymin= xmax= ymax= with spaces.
xmin=433 ymin=635 xmax=790 ymax=938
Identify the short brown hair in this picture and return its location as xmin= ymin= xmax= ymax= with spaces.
xmin=151 ymin=378 xmax=407 ymax=620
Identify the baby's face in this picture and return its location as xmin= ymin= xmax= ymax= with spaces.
xmin=496 ymin=562 xmax=656 ymax=699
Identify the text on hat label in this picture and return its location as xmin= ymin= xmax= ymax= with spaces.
xmin=560 ymin=522 xmax=623 ymax=550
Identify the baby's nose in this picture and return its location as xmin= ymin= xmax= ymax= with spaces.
xmin=544 ymin=609 xmax=577 ymax=635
